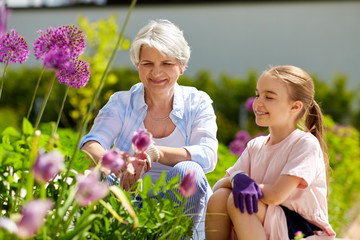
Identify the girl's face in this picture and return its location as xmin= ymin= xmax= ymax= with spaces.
xmin=253 ymin=72 xmax=298 ymax=129
xmin=137 ymin=45 xmax=184 ymax=96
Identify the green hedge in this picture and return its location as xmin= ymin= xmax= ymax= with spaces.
xmin=1 ymin=66 xmax=359 ymax=145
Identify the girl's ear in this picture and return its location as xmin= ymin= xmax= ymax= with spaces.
xmin=290 ymin=101 xmax=303 ymax=114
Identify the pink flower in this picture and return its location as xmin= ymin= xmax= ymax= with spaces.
xmin=230 ymin=130 xmax=251 ymax=156
xmin=0 ymin=2 xmax=10 ymax=36
xmin=42 ymin=45 xmax=72 ymax=70
xmin=132 ymin=129 xmax=152 ymax=153
xmin=33 ymin=25 xmax=86 ymax=60
xmin=235 ymin=130 xmax=251 ymax=142
xmin=56 ymin=58 xmax=90 ymax=88
xmin=245 ymin=97 xmax=255 ymax=111
xmin=294 ymin=230 xmax=305 ymax=240
xmin=32 ymin=149 xmax=65 ymax=184
xmin=16 ymin=199 xmax=53 ymax=239
xmin=101 ymin=149 xmax=125 ymax=174
xmin=179 ymin=169 xmax=197 ymax=197
xmin=75 ymin=170 xmax=109 ymax=207
xmin=0 ymin=29 xmax=29 ymax=64
xmin=229 ymin=139 xmax=247 ymax=156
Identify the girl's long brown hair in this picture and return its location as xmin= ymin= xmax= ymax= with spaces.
xmin=267 ymin=65 xmax=330 ymax=184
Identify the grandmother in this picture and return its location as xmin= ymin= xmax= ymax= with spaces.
xmin=80 ymin=19 xmax=218 ymax=238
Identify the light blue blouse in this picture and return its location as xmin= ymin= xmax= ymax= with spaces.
xmin=80 ymin=82 xmax=218 ymax=173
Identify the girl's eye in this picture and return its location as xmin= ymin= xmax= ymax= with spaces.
xmin=255 ymin=94 xmax=259 ymax=98
xmin=265 ymin=96 xmax=273 ymax=100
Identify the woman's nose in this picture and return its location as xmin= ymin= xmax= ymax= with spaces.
xmin=151 ymin=65 xmax=162 ymax=76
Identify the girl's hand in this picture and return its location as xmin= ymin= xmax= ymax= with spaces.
xmin=231 ymin=173 xmax=263 ymax=214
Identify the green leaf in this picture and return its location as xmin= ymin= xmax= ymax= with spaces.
xmin=22 ymin=118 xmax=34 ymax=136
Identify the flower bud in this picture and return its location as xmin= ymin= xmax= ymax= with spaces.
xmin=75 ymin=170 xmax=109 ymax=207
xmin=32 ymin=149 xmax=65 ymax=184
xmin=101 ymin=149 xmax=125 ymax=173
xmin=16 ymin=199 xmax=53 ymax=239
xmin=180 ymin=169 xmax=197 ymax=198
xmin=131 ymin=129 xmax=152 ymax=153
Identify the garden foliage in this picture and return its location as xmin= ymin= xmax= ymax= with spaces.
xmin=0 ymin=4 xmax=359 ymax=238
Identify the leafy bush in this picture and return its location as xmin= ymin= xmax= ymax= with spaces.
xmin=325 ymin=116 xmax=360 ymax=234
xmin=0 ymin=120 xmax=194 ymax=239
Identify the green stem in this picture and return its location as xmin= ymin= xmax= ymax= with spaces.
xmin=27 ymin=66 xmax=45 ymax=119
xmin=55 ymin=85 xmax=70 ymax=133
xmin=0 ymin=59 xmax=10 ymax=101
xmin=40 ymin=183 xmax=46 ymax=199
xmin=25 ymin=130 xmax=41 ymax=201
xmin=55 ymin=0 xmax=137 ymax=211
xmin=63 ymin=204 xmax=80 ymax=233
xmin=34 ymin=73 xmax=56 ymax=129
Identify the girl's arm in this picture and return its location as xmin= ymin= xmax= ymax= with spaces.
xmin=212 ymin=173 xmax=231 ymax=192
xmin=259 ymin=174 xmax=302 ymax=205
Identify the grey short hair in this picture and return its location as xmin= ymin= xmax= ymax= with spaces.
xmin=130 ymin=19 xmax=191 ymax=69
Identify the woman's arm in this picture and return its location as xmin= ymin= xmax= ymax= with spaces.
xmin=183 ymin=91 xmax=218 ymax=173
xmin=81 ymin=140 xmax=106 ymax=166
xmin=156 ymin=146 xmax=191 ymax=166
xmin=259 ymin=174 xmax=302 ymax=205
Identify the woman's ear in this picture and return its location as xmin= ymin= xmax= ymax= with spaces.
xmin=180 ymin=62 xmax=187 ymax=75
xmin=290 ymin=101 xmax=303 ymax=114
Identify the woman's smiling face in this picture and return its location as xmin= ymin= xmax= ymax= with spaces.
xmin=253 ymin=72 xmax=295 ymax=128
xmin=137 ymin=45 xmax=184 ymax=96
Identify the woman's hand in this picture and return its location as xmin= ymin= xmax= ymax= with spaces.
xmin=120 ymin=152 xmax=151 ymax=191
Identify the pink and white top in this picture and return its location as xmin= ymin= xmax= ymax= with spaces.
xmin=227 ymin=129 xmax=336 ymax=240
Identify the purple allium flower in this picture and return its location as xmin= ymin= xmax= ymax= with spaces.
xmin=101 ymin=149 xmax=125 ymax=173
xmin=245 ymin=97 xmax=255 ymax=111
xmin=0 ymin=2 xmax=10 ymax=36
xmin=132 ymin=129 xmax=152 ymax=153
xmin=16 ymin=199 xmax=53 ymax=239
xmin=0 ymin=29 xmax=29 ymax=64
xmin=75 ymin=170 xmax=109 ymax=207
xmin=32 ymin=149 xmax=65 ymax=184
xmin=235 ymin=130 xmax=251 ymax=142
xmin=33 ymin=25 xmax=86 ymax=60
xmin=56 ymin=59 xmax=90 ymax=88
xmin=229 ymin=139 xmax=247 ymax=156
xmin=42 ymin=45 xmax=72 ymax=70
xmin=180 ymin=169 xmax=197 ymax=197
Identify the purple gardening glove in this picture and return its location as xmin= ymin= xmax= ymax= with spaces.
xmin=231 ymin=172 xmax=263 ymax=214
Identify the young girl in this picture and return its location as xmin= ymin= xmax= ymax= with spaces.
xmin=205 ymin=65 xmax=336 ymax=240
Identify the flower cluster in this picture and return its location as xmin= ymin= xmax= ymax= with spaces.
xmin=245 ymin=96 xmax=255 ymax=112
xmin=229 ymin=130 xmax=251 ymax=156
xmin=0 ymin=29 xmax=29 ymax=64
xmin=57 ymin=59 xmax=90 ymax=88
xmin=33 ymin=25 xmax=90 ymax=88
xmin=0 ymin=1 xmax=10 ymax=37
